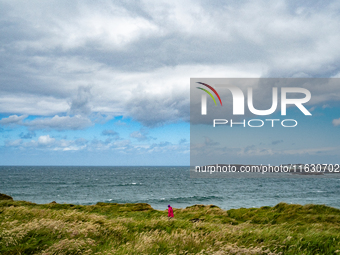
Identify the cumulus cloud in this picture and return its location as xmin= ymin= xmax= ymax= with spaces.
xmin=5 ymin=139 xmax=22 ymax=147
xmin=101 ymin=129 xmax=120 ymax=139
xmin=126 ymin=89 xmax=189 ymax=127
xmin=130 ymin=131 xmax=147 ymax=141
xmin=333 ymin=118 xmax=340 ymax=126
xmin=0 ymin=115 xmax=27 ymax=125
xmin=1 ymin=1 xmax=340 ymax=128
xmin=130 ymin=128 xmax=156 ymax=141
xmin=0 ymin=95 xmax=69 ymax=116
xmin=37 ymin=135 xmax=55 ymax=146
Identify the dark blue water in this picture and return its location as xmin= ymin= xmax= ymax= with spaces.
xmin=1 ymin=166 xmax=339 ymax=210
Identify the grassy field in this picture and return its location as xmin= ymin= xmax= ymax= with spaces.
xmin=1 ymin=199 xmax=340 ymax=254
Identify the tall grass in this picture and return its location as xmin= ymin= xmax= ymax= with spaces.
xmin=1 ymin=200 xmax=340 ymax=254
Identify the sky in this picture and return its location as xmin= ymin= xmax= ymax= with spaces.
xmin=0 ymin=0 xmax=340 ymax=165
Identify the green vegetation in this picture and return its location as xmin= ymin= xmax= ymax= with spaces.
xmin=1 ymin=199 xmax=340 ymax=254
xmin=0 ymin=193 xmax=13 ymax=201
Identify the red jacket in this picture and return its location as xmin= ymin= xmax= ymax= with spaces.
xmin=168 ymin=206 xmax=174 ymax=217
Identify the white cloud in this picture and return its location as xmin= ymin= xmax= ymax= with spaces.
xmin=25 ymin=115 xmax=93 ymax=131
xmin=130 ymin=131 xmax=147 ymax=141
xmin=333 ymin=118 xmax=340 ymax=126
xmin=1 ymin=0 xmax=340 ymax=128
xmin=130 ymin=128 xmax=156 ymax=141
xmin=0 ymin=94 xmax=69 ymax=116
xmin=0 ymin=113 xmax=93 ymax=132
xmin=38 ymin=135 xmax=55 ymax=145
xmin=280 ymin=147 xmax=338 ymax=155
xmin=3 ymin=135 xmax=189 ymax=155
xmin=101 ymin=129 xmax=119 ymax=137
xmin=101 ymin=130 xmax=121 ymax=142
xmin=0 ymin=115 xmax=27 ymax=125
xmin=5 ymin=139 xmax=22 ymax=147
xmin=3 ymin=1 xmax=160 ymax=51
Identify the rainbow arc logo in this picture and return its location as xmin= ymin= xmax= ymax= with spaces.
xmin=196 ymin=82 xmax=223 ymax=106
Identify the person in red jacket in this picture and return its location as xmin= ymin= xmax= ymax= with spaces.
xmin=168 ymin=205 xmax=174 ymax=218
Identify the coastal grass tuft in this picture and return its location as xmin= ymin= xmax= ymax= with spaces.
xmin=1 ymin=200 xmax=340 ymax=254
xmin=0 ymin=193 xmax=13 ymax=201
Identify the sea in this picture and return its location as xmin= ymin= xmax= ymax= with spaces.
xmin=1 ymin=166 xmax=339 ymax=210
